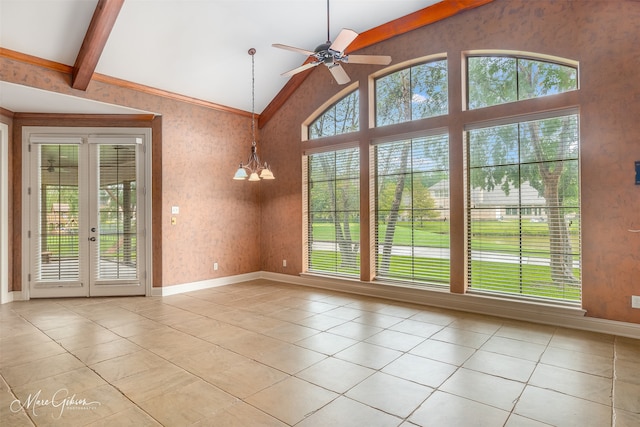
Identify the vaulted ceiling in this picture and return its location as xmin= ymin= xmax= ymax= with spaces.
xmin=0 ymin=0 xmax=492 ymax=124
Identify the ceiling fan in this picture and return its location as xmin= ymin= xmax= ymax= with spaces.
xmin=272 ymin=0 xmax=392 ymax=85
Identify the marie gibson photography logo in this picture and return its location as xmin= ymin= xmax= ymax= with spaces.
xmin=10 ymin=388 xmax=101 ymax=419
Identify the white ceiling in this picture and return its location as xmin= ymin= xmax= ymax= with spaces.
xmin=0 ymin=0 xmax=439 ymax=115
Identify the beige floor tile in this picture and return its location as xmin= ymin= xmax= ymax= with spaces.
xmin=504 ymin=414 xmax=553 ymax=426
xmin=481 ymin=335 xmax=547 ymax=362
xmin=71 ymin=337 xmax=141 ymax=365
xmin=374 ymin=303 xmax=422 ymax=319
xmin=353 ymin=311 xmax=403 ymax=328
xmin=108 ymin=318 xmax=169 ymax=338
xmin=138 ymin=379 xmax=237 ymax=425
xmin=614 ymin=408 xmax=640 ymax=427
xmin=440 ymin=367 xmax=526 ymax=411
xmin=463 ymin=350 xmax=537 ymax=382
xmin=365 ymin=329 xmax=425 ymax=352
xmin=549 ymin=328 xmax=615 ymax=358
xmin=245 ymin=376 xmax=338 ymax=425
xmin=431 ymin=326 xmax=491 ymax=349
xmin=296 ymin=396 xmax=402 ymax=427
xmin=262 ymin=322 xmax=318 ymax=342
xmin=616 ymin=336 xmax=640 ymax=363
xmin=410 ymin=338 xmax=476 ymax=366
xmin=112 ymin=364 xmax=199 ymax=403
xmin=1 ymin=352 xmax=84 ymax=388
xmin=448 ymin=314 xmax=503 ymax=335
xmin=268 ymin=307 xmax=314 ymax=322
xmin=327 ymin=320 xmax=384 ymax=340
xmin=614 ymin=380 xmax=640 ymax=413
xmin=295 ymin=331 xmax=358 ymax=355
xmin=12 ymin=367 xmax=108 ymax=406
xmin=514 ymin=385 xmax=612 ymax=427
xmin=389 ymin=318 xmax=445 ymax=338
xmin=217 ymin=330 xmax=286 ymax=359
xmin=127 ymin=328 xmax=214 ymax=360
xmin=346 ymin=371 xmax=433 ymax=418
xmin=615 ymin=358 xmax=640 ymax=385
xmin=254 ymin=342 xmax=327 ymax=374
xmin=295 ymin=313 xmax=348 ymax=331
xmin=296 ymin=357 xmax=375 ymax=393
xmin=324 ymin=306 xmax=366 ymax=321
xmin=496 ymin=321 xmax=556 ymax=345
xmin=0 ymin=334 xmax=66 ymax=367
xmin=541 ymin=346 xmax=613 ymax=378
xmin=55 ymin=327 xmax=122 ymax=352
xmin=175 ymin=346 xmax=287 ymax=398
xmin=409 ymin=390 xmax=510 ymax=427
xmin=193 ymin=401 xmax=287 ymax=427
xmin=410 ymin=309 xmax=459 ymax=326
xmin=84 ymin=407 xmax=161 ymax=426
xmin=335 ymin=341 xmax=402 ymax=370
xmin=170 ymin=316 xmax=228 ymax=337
xmin=530 ymin=363 xmax=612 ymax=405
xmin=382 ymin=353 xmax=457 ymax=388
xmin=89 ymin=350 xmax=168 ymax=383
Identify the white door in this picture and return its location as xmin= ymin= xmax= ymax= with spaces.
xmin=26 ymin=129 xmax=149 ymax=298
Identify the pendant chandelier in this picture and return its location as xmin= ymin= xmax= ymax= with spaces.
xmin=233 ymin=48 xmax=275 ymax=181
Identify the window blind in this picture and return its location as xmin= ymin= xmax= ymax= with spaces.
xmin=306 ymin=148 xmax=360 ymax=277
xmin=467 ymin=114 xmax=581 ymax=302
xmin=375 ymin=134 xmax=450 ymax=286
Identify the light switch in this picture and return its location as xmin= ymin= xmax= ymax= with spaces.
xmin=172 ymin=206 xmax=180 ymax=214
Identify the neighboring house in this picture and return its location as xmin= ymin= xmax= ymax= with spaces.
xmin=429 ymin=180 xmax=546 ymax=220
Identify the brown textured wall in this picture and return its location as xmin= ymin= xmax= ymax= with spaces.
xmin=1 ymin=58 xmax=261 ymax=289
xmin=260 ymin=0 xmax=640 ymax=323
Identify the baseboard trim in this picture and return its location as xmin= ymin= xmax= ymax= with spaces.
xmin=153 ymin=271 xmax=640 ymax=339
xmin=151 ymin=272 xmax=262 ymax=297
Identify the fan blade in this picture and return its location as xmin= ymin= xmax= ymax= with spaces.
xmin=330 ymin=28 xmax=358 ymax=53
xmin=344 ymin=54 xmax=392 ymax=65
xmin=281 ymin=61 xmax=319 ymax=77
xmin=329 ymin=64 xmax=350 ymax=85
xmin=272 ymin=43 xmax=315 ymax=56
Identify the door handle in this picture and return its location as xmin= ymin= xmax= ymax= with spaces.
xmin=91 ymin=227 xmax=96 ymax=232
xmin=89 ymin=237 xmax=96 ymax=242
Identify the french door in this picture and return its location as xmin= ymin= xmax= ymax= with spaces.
xmin=25 ymin=128 xmax=150 ymax=298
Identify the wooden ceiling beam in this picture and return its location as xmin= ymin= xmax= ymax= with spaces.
xmin=258 ymin=0 xmax=494 ymax=128
xmin=71 ymin=0 xmax=124 ymax=91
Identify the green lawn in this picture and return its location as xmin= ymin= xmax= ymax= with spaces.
xmin=310 ymin=219 xmax=582 ymax=302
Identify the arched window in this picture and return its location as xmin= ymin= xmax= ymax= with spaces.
xmin=308 ymin=90 xmax=359 ymax=140
xmin=465 ymin=53 xmax=580 ymax=302
xmin=467 ymin=56 xmax=577 ymax=109
xmin=375 ymin=59 xmax=448 ymax=126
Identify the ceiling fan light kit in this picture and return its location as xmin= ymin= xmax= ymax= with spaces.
xmin=233 ymin=48 xmax=275 ymax=181
xmin=272 ymin=0 xmax=391 ymax=85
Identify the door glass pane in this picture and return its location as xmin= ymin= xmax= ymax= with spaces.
xmin=37 ymin=145 xmax=80 ymax=281
xmin=97 ymin=144 xmax=137 ymax=280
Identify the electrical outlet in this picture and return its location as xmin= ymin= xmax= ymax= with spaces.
xmin=632 ymin=295 xmax=640 ymax=309
xmin=214 ymin=262 xmax=218 ymax=271
xmin=282 ymin=259 xmax=287 ymax=268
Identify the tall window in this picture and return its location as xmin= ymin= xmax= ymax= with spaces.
xmin=466 ymin=54 xmax=580 ymax=303
xmin=376 ymin=134 xmax=450 ymax=285
xmin=309 ymin=91 xmax=359 ymax=139
xmin=305 ymin=148 xmax=360 ymax=277
xmin=376 ymin=59 xmax=448 ymax=126
xmin=467 ymin=114 xmax=580 ymax=301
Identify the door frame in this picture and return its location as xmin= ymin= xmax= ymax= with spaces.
xmin=0 ymin=122 xmax=9 ymax=304
xmin=21 ymin=126 xmax=153 ymax=299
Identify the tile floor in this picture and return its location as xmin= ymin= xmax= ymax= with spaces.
xmin=1 ymin=279 xmax=639 ymax=426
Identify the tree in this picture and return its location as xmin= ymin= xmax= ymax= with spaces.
xmin=375 ymin=61 xmax=448 ymax=275
xmin=468 ymin=56 xmax=579 ymax=285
